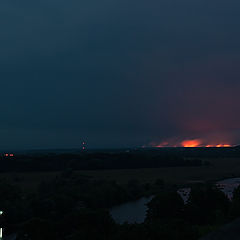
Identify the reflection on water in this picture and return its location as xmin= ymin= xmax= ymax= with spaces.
xmin=216 ymin=178 xmax=240 ymax=200
xmin=177 ymin=188 xmax=191 ymax=204
xmin=110 ymin=196 xmax=153 ymax=224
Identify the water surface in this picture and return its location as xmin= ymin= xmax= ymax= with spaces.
xmin=110 ymin=196 xmax=153 ymax=224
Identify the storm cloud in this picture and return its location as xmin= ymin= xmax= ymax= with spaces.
xmin=1 ymin=0 xmax=240 ymax=149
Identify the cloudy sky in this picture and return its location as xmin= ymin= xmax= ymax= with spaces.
xmin=1 ymin=0 xmax=240 ymax=149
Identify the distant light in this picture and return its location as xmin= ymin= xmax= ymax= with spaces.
xmin=0 ymin=211 xmax=3 ymax=239
xmin=181 ymin=139 xmax=202 ymax=147
xmin=4 ymin=154 xmax=8 ymax=157
xmin=9 ymin=154 xmax=14 ymax=157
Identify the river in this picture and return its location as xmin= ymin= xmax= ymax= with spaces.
xmin=110 ymin=196 xmax=153 ymax=224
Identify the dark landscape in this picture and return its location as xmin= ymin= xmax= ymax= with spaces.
xmin=1 ymin=147 xmax=240 ymax=239
xmin=1 ymin=0 xmax=240 ymax=239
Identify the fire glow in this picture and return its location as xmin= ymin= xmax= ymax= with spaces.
xmin=152 ymin=139 xmax=233 ymax=148
xmin=181 ymin=139 xmax=202 ymax=147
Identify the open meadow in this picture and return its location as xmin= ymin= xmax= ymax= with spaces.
xmin=77 ymin=157 xmax=240 ymax=184
xmin=1 ymin=157 xmax=240 ymax=190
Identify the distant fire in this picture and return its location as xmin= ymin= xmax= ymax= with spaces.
xmin=181 ymin=139 xmax=202 ymax=147
xmin=205 ymin=144 xmax=231 ymax=148
xmin=150 ymin=138 xmax=233 ymax=148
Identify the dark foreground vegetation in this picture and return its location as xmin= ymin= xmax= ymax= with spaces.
xmin=1 ymin=148 xmax=240 ymax=239
xmin=1 ymin=168 xmax=240 ymax=240
xmin=1 ymin=170 xmax=160 ymax=239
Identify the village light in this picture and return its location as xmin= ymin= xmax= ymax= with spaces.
xmin=0 ymin=211 xmax=3 ymax=239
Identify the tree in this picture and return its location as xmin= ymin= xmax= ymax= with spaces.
xmin=229 ymin=185 xmax=240 ymax=219
xmin=18 ymin=218 xmax=58 ymax=240
xmin=147 ymin=219 xmax=198 ymax=240
xmin=146 ymin=192 xmax=184 ymax=222
xmin=185 ymin=185 xmax=229 ymax=224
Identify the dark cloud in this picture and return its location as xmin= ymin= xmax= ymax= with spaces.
xmin=0 ymin=0 xmax=240 ymax=149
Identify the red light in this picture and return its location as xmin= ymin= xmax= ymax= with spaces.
xmin=10 ymin=154 xmax=14 ymax=157
xmin=181 ymin=139 xmax=202 ymax=147
xmin=5 ymin=154 xmax=9 ymax=157
xmin=151 ymin=139 xmax=232 ymax=148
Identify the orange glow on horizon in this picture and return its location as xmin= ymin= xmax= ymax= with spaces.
xmin=206 ymin=144 xmax=231 ymax=148
xmin=181 ymin=139 xmax=202 ymax=147
xmin=151 ymin=139 xmax=233 ymax=148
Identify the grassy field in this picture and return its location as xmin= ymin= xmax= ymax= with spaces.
xmin=78 ymin=157 xmax=240 ymax=185
xmin=1 ymin=157 xmax=240 ymax=190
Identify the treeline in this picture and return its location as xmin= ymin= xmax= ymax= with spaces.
xmin=0 ymin=152 xmax=207 ymax=172
xmin=143 ymin=146 xmax=240 ymax=158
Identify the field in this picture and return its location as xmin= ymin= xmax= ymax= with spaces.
xmin=1 ymin=157 xmax=240 ymax=190
xmin=77 ymin=157 xmax=240 ymax=184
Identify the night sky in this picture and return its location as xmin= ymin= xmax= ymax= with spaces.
xmin=1 ymin=0 xmax=240 ymax=149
